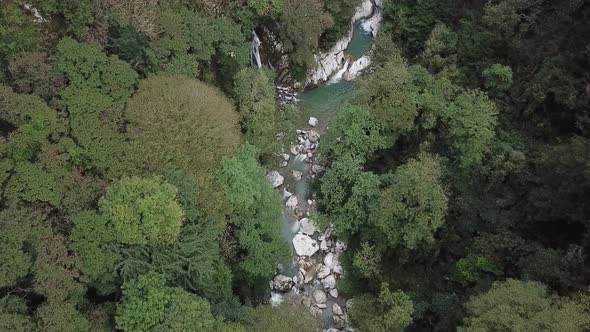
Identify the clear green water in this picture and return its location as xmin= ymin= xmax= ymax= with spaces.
xmin=347 ymin=21 xmax=374 ymax=60
xmin=300 ymin=80 xmax=355 ymax=133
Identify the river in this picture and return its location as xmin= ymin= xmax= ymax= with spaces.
xmin=269 ymin=12 xmax=377 ymax=331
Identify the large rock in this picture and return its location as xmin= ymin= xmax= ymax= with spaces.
xmin=272 ymin=275 xmax=294 ymax=292
xmin=292 ymin=170 xmax=303 ymax=181
xmin=324 ymin=252 xmax=336 ymax=268
xmin=299 ymin=218 xmax=317 ymax=235
xmin=344 ymin=55 xmax=371 ymax=81
xmin=329 ymin=288 xmax=339 ymax=298
xmin=333 ymin=303 xmax=344 ymax=316
xmin=312 ymin=289 xmax=327 ymax=304
xmin=333 ymin=264 xmax=344 ymax=275
xmin=317 ymin=265 xmax=331 ymax=279
xmin=267 ymin=171 xmax=284 ymax=188
xmin=292 ymin=234 xmax=319 ymax=256
xmin=322 ymin=274 xmax=336 ymax=289
xmin=308 ymin=117 xmax=319 ymax=127
xmin=286 ymin=195 xmax=298 ymax=209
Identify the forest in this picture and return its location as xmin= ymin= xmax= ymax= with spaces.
xmin=0 ymin=0 xmax=589 ymax=331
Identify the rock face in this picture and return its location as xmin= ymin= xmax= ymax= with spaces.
xmin=267 ymin=171 xmax=284 ymax=188
xmin=344 ymin=55 xmax=371 ymax=81
xmin=292 ymin=234 xmax=319 ymax=256
xmin=272 ymin=275 xmax=294 ymax=292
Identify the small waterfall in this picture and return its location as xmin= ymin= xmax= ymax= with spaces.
xmin=328 ymin=59 xmax=350 ymax=84
xmin=251 ymin=31 xmax=262 ymax=68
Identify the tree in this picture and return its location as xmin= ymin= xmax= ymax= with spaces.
xmin=34 ymin=235 xmax=91 ymax=332
xmin=8 ymin=51 xmax=65 ymax=98
xmin=373 ymin=153 xmax=447 ymax=250
xmin=459 ymin=279 xmax=590 ymax=331
xmin=3 ymin=161 xmax=63 ymax=206
xmin=281 ymin=0 xmax=334 ymax=69
xmin=0 ymin=296 xmax=36 ymax=332
xmin=349 ymin=285 xmax=414 ymax=332
xmin=483 ymin=64 xmax=513 ymax=93
xmin=99 ymin=176 xmax=184 ymax=245
xmin=116 ymin=272 xmax=241 ymax=332
xmin=234 ymin=68 xmax=280 ymax=157
xmin=244 ymin=303 xmax=322 ymax=332
xmin=357 ymin=54 xmax=417 ymax=141
xmin=56 ymin=37 xmax=138 ymax=177
xmin=321 ymin=104 xmax=386 ymax=161
xmin=440 ymin=89 xmax=497 ymax=168
xmin=217 ymin=144 xmax=288 ymax=283
xmin=0 ymin=205 xmax=50 ymax=288
xmin=125 ymin=75 xmax=241 ymax=218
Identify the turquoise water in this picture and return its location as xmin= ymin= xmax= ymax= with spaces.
xmin=347 ymin=21 xmax=373 ymax=60
xmin=300 ymin=80 xmax=355 ymax=133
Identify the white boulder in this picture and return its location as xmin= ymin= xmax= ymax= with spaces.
xmin=322 ymin=274 xmax=336 ymax=289
xmin=333 ymin=303 xmax=344 ymax=316
xmin=292 ymin=170 xmax=303 ymax=181
xmin=299 ymin=218 xmax=317 ymax=235
xmin=266 ymin=171 xmax=284 ymax=188
xmin=329 ymin=288 xmax=339 ymax=298
xmin=324 ymin=252 xmax=336 ymax=268
xmin=308 ymin=117 xmax=319 ymax=127
xmin=286 ymin=195 xmax=298 ymax=209
xmin=308 ymin=130 xmax=320 ymax=143
xmin=317 ymin=265 xmax=331 ymax=279
xmin=312 ymin=289 xmax=327 ymax=304
xmin=292 ymin=234 xmax=319 ymax=256
xmin=272 ymin=275 xmax=294 ymax=292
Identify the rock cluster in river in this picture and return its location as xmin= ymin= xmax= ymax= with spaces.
xmin=267 ymin=117 xmax=353 ymax=331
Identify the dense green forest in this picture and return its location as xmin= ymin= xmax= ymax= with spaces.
xmin=0 ymin=0 xmax=589 ymax=331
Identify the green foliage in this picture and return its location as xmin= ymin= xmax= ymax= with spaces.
xmin=281 ymin=0 xmax=334 ymax=69
xmin=56 ymin=37 xmax=138 ymax=177
xmin=357 ymin=54 xmax=417 ymax=141
xmin=459 ymin=279 xmax=590 ymax=331
xmin=110 ymin=25 xmax=151 ymax=69
xmin=234 ymin=68 xmax=280 ymax=156
xmin=247 ymin=0 xmax=284 ymax=17
xmin=244 ymin=304 xmax=322 ymax=332
xmin=322 ymin=0 xmax=359 ymax=46
xmin=353 ymin=242 xmax=382 ymax=278
xmin=421 ymin=23 xmax=459 ymax=79
xmin=0 ymin=296 xmax=36 ymax=332
xmin=350 ymin=285 xmax=414 ymax=332
xmin=34 ymin=235 xmax=91 ymax=332
xmin=71 ymin=211 xmax=120 ymax=294
xmin=0 ymin=1 xmax=41 ymax=62
xmin=218 ymin=144 xmax=288 ymax=282
xmin=0 ymin=205 xmax=50 ymax=288
xmin=320 ymin=154 xmax=381 ymax=237
xmin=455 ymin=255 xmax=498 ymax=284
xmin=483 ymin=64 xmax=513 ymax=92
xmin=125 ymin=75 xmax=240 ymax=218
xmin=440 ymin=89 xmax=497 ymax=168
xmin=4 ymin=161 xmax=63 ymax=206
xmin=321 ymin=104 xmax=386 ymax=161
xmin=99 ymin=176 xmax=184 ymax=245
xmin=373 ymin=153 xmax=447 ymax=250
xmin=116 ymin=272 xmax=239 ymax=332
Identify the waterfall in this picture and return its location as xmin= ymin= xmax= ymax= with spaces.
xmin=328 ymin=59 xmax=350 ymax=84
xmin=251 ymin=31 xmax=262 ymax=68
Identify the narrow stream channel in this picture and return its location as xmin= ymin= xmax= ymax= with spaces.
xmin=270 ymin=8 xmax=377 ymax=331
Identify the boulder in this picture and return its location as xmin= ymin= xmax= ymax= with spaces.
xmin=272 ymin=275 xmax=294 ymax=292
xmin=316 ymin=303 xmax=327 ymax=309
xmin=299 ymin=218 xmax=317 ymax=235
xmin=308 ymin=130 xmax=320 ymax=143
xmin=317 ymin=265 xmax=331 ymax=279
xmin=309 ymin=117 xmax=319 ymax=127
xmin=320 ymin=239 xmax=329 ymax=251
xmin=312 ymin=164 xmax=325 ymax=174
xmin=324 ymin=252 xmax=336 ymax=268
xmin=282 ymin=189 xmax=293 ymax=200
xmin=322 ymin=274 xmax=336 ymax=289
xmin=267 ymin=171 xmax=284 ymax=188
xmin=333 ymin=264 xmax=344 ymax=275
xmin=292 ymin=234 xmax=319 ymax=256
xmin=329 ymin=288 xmax=339 ymax=298
xmin=290 ymin=145 xmax=300 ymax=155
xmin=282 ymin=153 xmax=291 ymax=161
xmin=292 ymin=170 xmax=303 ymax=181
xmin=302 ymin=296 xmax=312 ymax=308
xmin=333 ymin=303 xmax=344 ymax=316
xmin=286 ymin=195 xmax=298 ymax=209
xmin=312 ymin=290 xmax=327 ymax=304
